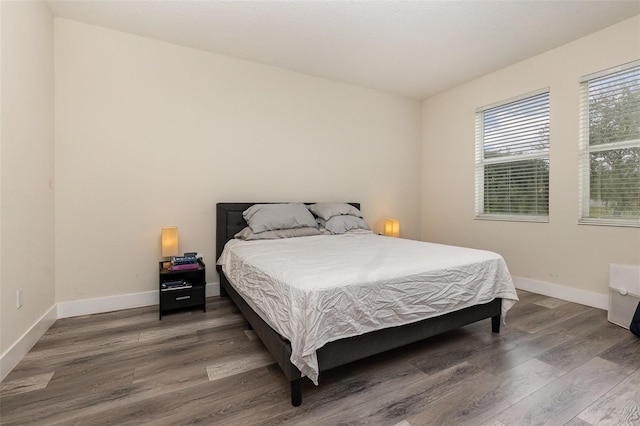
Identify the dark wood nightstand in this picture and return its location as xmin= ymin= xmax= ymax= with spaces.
xmin=159 ymin=259 xmax=206 ymax=319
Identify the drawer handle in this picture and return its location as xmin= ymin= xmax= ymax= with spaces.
xmin=175 ymin=296 xmax=191 ymax=301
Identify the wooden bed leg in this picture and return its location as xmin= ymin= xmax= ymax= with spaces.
xmin=291 ymin=378 xmax=302 ymax=407
xmin=492 ymin=315 xmax=501 ymax=333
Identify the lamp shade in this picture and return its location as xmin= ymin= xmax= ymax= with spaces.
xmin=161 ymin=227 xmax=179 ymax=257
xmin=384 ymin=219 xmax=400 ymax=238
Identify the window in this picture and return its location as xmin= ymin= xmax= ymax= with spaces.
xmin=579 ymin=61 xmax=640 ymax=227
xmin=475 ymin=89 xmax=550 ymax=221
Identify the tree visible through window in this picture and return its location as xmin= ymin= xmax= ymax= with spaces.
xmin=579 ymin=62 xmax=640 ymax=226
xmin=475 ymin=90 xmax=550 ymax=221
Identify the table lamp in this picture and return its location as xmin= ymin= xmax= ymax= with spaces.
xmin=161 ymin=226 xmax=179 ymax=268
xmin=384 ymin=219 xmax=400 ymax=238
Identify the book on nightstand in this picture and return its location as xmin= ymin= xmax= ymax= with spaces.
xmin=169 ymin=252 xmax=201 ymax=271
xmin=170 ymin=263 xmax=199 ymax=271
xmin=172 ymin=255 xmax=198 ymax=265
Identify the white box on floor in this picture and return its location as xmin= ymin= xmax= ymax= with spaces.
xmin=608 ymin=263 xmax=640 ymax=329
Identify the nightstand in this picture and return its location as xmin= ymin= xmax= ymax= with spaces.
xmin=159 ymin=259 xmax=206 ymax=319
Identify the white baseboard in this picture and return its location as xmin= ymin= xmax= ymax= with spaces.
xmin=206 ymin=281 xmax=221 ymax=298
xmin=1 ymin=304 xmax=57 ymax=382
xmin=56 ymin=290 xmax=158 ymax=319
xmin=57 ymin=281 xmax=221 ymax=319
xmin=513 ymin=276 xmax=608 ymax=310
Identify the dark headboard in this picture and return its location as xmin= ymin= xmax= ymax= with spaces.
xmin=215 ymin=202 xmax=360 ymax=263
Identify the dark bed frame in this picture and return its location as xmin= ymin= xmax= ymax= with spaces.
xmin=215 ymin=202 xmax=502 ymax=406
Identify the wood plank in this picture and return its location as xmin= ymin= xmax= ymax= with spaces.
xmin=0 ymin=367 xmax=136 ymax=425
xmin=408 ymin=327 xmax=501 ymax=375
xmin=509 ymin=301 xmax=591 ymax=334
xmin=0 ymin=372 xmax=54 ymax=397
xmin=47 ymin=365 xmax=283 ymax=426
xmin=598 ymin=333 xmax=640 ymax=374
xmin=563 ymin=417 xmax=594 ymax=426
xmin=494 ymin=357 xmax=629 ymax=426
xmin=269 ymin=359 xmax=435 ymax=425
xmin=206 ymin=350 xmax=275 ymax=382
xmin=577 ymin=367 xmax=640 ymax=425
xmin=138 ymin=315 xmax=243 ymax=341
xmin=478 ymin=419 xmax=507 ymax=426
xmin=306 ymin=362 xmax=488 ymax=425
xmin=235 ymin=348 xmax=430 ymax=425
xmin=139 ymin=369 xmax=290 ymax=426
xmin=462 ymin=323 xmax=567 ymax=375
xmin=513 ymin=290 xmax=549 ymax=305
xmin=535 ymin=321 xmax=629 ymax=372
xmin=405 ymin=358 xmax=562 ymax=425
xmin=533 ymin=297 xmax=570 ymax=309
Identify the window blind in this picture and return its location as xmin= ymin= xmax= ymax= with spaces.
xmin=579 ymin=60 xmax=640 ymax=227
xmin=475 ymin=89 xmax=550 ymax=221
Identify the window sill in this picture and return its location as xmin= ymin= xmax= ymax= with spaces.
xmin=475 ymin=214 xmax=549 ymax=223
xmin=578 ymin=219 xmax=640 ymax=228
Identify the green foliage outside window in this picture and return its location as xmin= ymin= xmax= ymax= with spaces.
xmin=484 ymin=159 xmax=549 ymax=216
xmin=587 ymin=70 xmax=640 ymax=220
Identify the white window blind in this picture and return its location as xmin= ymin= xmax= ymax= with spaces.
xmin=475 ymin=89 xmax=550 ymax=221
xmin=579 ymin=61 xmax=640 ymax=227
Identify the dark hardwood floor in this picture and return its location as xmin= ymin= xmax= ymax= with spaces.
xmin=1 ymin=290 xmax=638 ymax=425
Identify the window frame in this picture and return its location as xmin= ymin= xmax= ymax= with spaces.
xmin=578 ymin=60 xmax=640 ymax=228
xmin=475 ymin=88 xmax=551 ymax=223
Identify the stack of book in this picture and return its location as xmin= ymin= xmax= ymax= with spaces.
xmin=170 ymin=253 xmax=199 ymax=271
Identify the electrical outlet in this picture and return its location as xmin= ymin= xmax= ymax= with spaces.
xmin=17 ymin=289 xmax=23 ymax=309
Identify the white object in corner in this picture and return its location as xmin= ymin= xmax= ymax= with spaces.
xmin=608 ymin=264 xmax=640 ymax=329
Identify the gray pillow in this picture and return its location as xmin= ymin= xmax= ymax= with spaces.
xmin=243 ymin=203 xmax=318 ymax=233
xmin=235 ymin=226 xmax=323 ymax=240
xmin=308 ymin=202 xmax=363 ymax=220
xmin=318 ymin=215 xmax=371 ymax=234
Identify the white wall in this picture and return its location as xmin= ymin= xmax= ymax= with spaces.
xmin=422 ymin=16 xmax=640 ymax=297
xmin=0 ymin=2 xmax=55 ymax=356
xmin=54 ymin=19 xmax=422 ymax=303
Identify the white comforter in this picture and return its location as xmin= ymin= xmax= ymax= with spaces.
xmin=217 ymin=233 xmax=518 ymax=384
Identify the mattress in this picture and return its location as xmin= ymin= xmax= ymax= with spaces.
xmin=217 ymin=233 xmax=518 ymax=384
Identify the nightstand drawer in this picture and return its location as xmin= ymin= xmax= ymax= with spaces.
xmin=161 ymin=287 xmax=205 ymax=310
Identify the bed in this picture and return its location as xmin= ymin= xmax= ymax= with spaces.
xmin=215 ymin=202 xmax=518 ymax=406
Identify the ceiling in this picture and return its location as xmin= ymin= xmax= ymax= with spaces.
xmin=46 ymin=1 xmax=640 ymax=100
